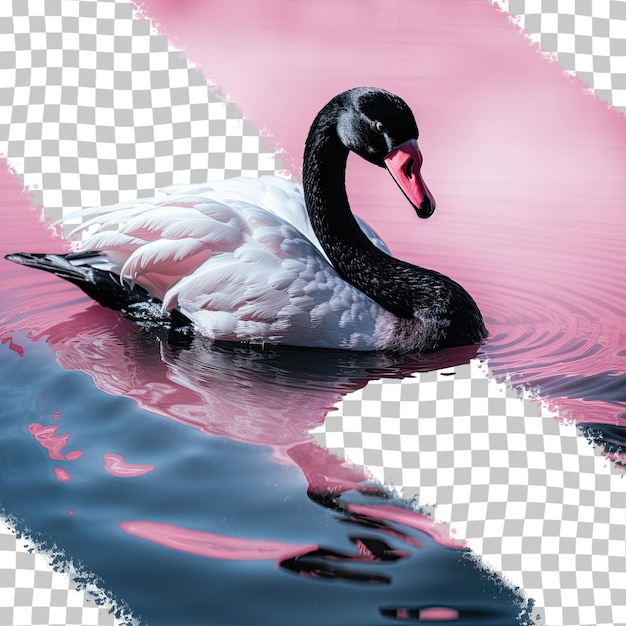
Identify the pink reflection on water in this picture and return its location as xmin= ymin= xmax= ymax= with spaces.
xmin=103 ymin=453 xmax=155 ymax=478
xmin=346 ymin=504 xmax=465 ymax=550
xmin=1 ymin=337 xmax=24 ymax=357
xmin=27 ymin=423 xmax=81 ymax=462
xmin=54 ymin=467 xmax=71 ymax=483
xmin=27 ymin=306 xmax=473 ymax=551
xmin=121 ymin=520 xmax=316 ymax=561
xmin=418 ymin=607 xmax=460 ymax=621
xmin=119 ymin=498 xmax=463 ymax=575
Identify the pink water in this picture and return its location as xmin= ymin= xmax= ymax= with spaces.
xmin=130 ymin=0 xmax=625 ymax=428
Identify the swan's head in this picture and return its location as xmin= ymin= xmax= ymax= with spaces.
xmin=336 ymin=87 xmax=436 ymax=219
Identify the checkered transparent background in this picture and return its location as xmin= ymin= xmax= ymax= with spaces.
xmin=495 ymin=0 xmax=626 ymax=113
xmin=0 ymin=0 xmax=625 ymax=625
xmin=312 ymin=363 xmax=626 ymax=626
xmin=0 ymin=523 xmax=118 ymax=626
xmin=0 ymin=0 xmax=281 ymax=239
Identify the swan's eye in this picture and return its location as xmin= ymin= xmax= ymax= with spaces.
xmin=375 ymin=121 xmax=386 ymax=134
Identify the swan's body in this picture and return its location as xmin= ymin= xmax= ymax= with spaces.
xmin=53 ymin=176 xmax=408 ymax=351
xmin=6 ymin=88 xmax=487 ymax=353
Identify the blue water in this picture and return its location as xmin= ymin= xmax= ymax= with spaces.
xmin=0 ymin=323 xmax=531 ymax=625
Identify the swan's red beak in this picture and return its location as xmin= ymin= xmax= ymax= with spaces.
xmin=384 ymin=139 xmax=436 ymax=219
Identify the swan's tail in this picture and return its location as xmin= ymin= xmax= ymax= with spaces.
xmin=6 ymin=251 xmax=99 ymax=284
xmin=4 ymin=252 xmax=185 ymax=327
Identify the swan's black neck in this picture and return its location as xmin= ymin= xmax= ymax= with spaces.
xmin=303 ymin=104 xmax=411 ymax=317
xmin=302 ymin=100 xmax=487 ymax=349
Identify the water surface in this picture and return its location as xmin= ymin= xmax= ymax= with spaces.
xmin=1 ymin=1 xmax=625 ymax=623
xmin=0 ymin=206 xmax=532 ymax=626
xmin=0 ymin=169 xmax=536 ymax=624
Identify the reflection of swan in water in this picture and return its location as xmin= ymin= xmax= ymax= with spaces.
xmin=46 ymin=305 xmax=478 ymax=491
xmin=19 ymin=308 xmax=530 ymax=623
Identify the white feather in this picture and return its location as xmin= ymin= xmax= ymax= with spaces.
xmin=66 ymin=176 xmax=403 ymax=351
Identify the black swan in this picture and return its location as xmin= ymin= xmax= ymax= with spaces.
xmin=6 ymin=87 xmax=487 ymax=353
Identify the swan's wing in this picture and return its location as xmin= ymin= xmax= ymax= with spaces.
xmin=66 ymin=175 xmax=393 ymax=295
xmin=67 ymin=176 xmax=390 ymax=257
xmin=67 ymin=180 xmax=391 ymax=350
xmin=159 ymin=224 xmax=388 ymax=350
xmin=159 ymin=176 xmax=392 ymax=256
